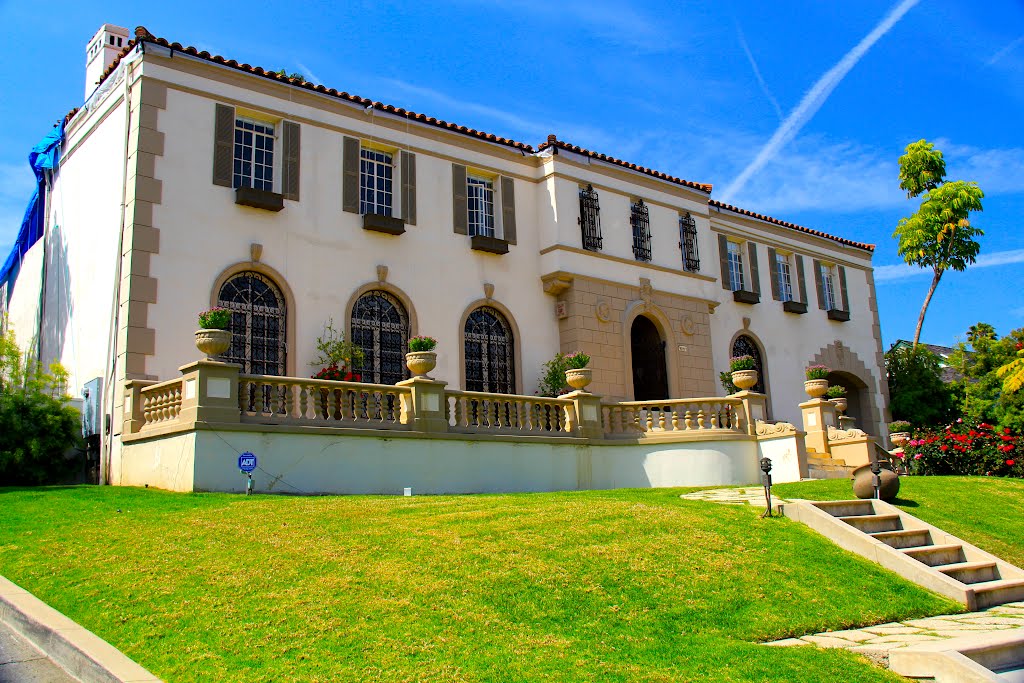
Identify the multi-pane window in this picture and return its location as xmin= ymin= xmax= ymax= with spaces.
xmin=727 ymin=241 xmax=745 ymax=291
xmin=630 ymin=199 xmax=652 ymax=261
xmin=233 ymin=118 xmax=275 ymax=191
xmin=679 ymin=212 xmax=700 ymax=272
xmin=820 ymin=263 xmax=836 ymax=310
xmin=359 ymin=148 xmax=394 ymax=216
xmin=776 ymin=252 xmax=794 ymax=302
xmin=579 ymin=184 xmax=602 ymax=251
xmin=467 ymin=176 xmax=495 ymax=237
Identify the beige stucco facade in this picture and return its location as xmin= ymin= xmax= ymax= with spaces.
xmin=2 ymin=29 xmax=888 ymax=486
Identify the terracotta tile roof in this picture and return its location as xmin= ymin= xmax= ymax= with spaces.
xmin=709 ymin=200 xmax=875 ymax=252
xmin=538 ymin=135 xmax=713 ymax=194
xmin=99 ymin=27 xmax=535 ymax=153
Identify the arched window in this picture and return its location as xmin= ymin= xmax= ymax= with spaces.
xmin=351 ymin=290 xmax=410 ymax=385
xmin=731 ymin=334 xmax=765 ymax=394
xmin=217 ymin=271 xmax=287 ymax=375
xmin=464 ymin=307 xmax=515 ymax=394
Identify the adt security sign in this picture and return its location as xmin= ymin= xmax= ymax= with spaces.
xmin=238 ymin=452 xmax=257 ymax=473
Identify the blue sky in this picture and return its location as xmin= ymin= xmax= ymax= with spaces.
xmin=1 ymin=0 xmax=1022 ymax=347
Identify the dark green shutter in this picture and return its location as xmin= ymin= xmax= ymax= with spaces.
xmin=796 ymin=255 xmax=808 ymax=304
xmin=718 ymin=235 xmax=730 ymax=290
xmin=213 ymin=104 xmax=234 ymax=187
xmin=501 ymin=176 xmax=516 ymax=244
xmin=452 ymin=164 xmax=468 ymax=234
xmin=342 ymin=136 xmax=360 ymax=213
xmin=813 ymin=259 xmax=826 ymax=309
xmin=747 ymin=242 xmax=760 ymax=295
xmin=767 ymin=247 xmax=780 ymax=301
xmin=838 ymin=266 xmax=849 ymax=313
xmin=401 ymin=151 xmax=416 ymax=225
xmin=282 ymin=121 xmax=300 ymax=201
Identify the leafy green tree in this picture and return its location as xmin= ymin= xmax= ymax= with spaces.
xmin=0 ymin=323 xmax=82 ymax=485
xmin=949 ymin=326 xmax=1024 ymax=433
xmin=894 ymin=140 xmax=985 ymax=346
xmin=885 ymin=344 xmax=957 ymax=426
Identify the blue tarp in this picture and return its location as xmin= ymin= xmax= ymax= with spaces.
xmin=0 ymin=121 xmax=65 ymax=291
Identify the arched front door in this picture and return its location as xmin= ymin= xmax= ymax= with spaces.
xmin=631 ymin=316 xmax=668 ymax=400
xmin=217 ymin=271 xmax=287 ymax=375
xmin=351 ymin=290 xmax=409 ymax=385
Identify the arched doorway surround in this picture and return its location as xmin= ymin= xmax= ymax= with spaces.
xmin=826 ymin=370 xmax=869 ymax=426
xmin=809 ymin=340 xmax=885 ymax=437
xmin=631 ymin=315 xmax=669 ymax=400
xmin=621 ymin=300 xmax=678 ymax=401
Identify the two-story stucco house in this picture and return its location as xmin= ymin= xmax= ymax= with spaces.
xmin=0 ymin=25 xmax=889 ymax=492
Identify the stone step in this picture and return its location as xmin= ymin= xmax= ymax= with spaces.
xmin=838 ymin=513 xmax=902 ymax=534
xmin=869 ymin=528 xmax=933 ymax=549
xmin=807 ymin=455 xmax=847 ymax=467
xmin=901 ymin=543 xmax=967 ymax=567
xmin=814 ymin=499 xmax=876 ymax=517
xmin=971 ymin=578 xmax=1024 ymax=610
xmin=937 ymin=560 xmax=1000 ymax=585
xmin=806 ymin=467 xmax=852 ymax=480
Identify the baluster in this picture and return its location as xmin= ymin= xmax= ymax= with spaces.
xmin=697 ymin=407 xmax=706 ymax=430
xmin=657 ymin=408 xmax=666 ymax=431
xmin=670 ymin=405 xmax=679 ymax=431
xmin=684 ymin=409 xmax=694 ymax=430
xmin=733 ymin=406 xmax=744 ymax=432
xmin=710 ymin=404 xmax=720 ymax=429
xmin=645 ymin=408 xmax=654 ymax=432
xmin=297 ymin=385 xmax=308 ymax=420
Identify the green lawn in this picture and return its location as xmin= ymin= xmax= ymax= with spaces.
xmin=775 ymin=475 xmax=1024 ymax=568
xmin=0 ymin=486 xmax=959 ymax=682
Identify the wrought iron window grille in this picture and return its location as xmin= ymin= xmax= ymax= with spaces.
xmin=351 ymin=290 xmax=410 ymax=386
xmin=679 ymin=212 xmax=700 ymax=272
xmin=578 ymin=184 xmax=603 ymax=251
xmin=732 ymin=335 xmax=766 ymax=394
xmin=464 ymin=306 xmax=515 ymax=395
xmin=630 ymin=199 xmax=652 ymax=262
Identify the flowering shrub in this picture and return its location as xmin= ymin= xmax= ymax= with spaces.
xmin=729 ymin=355 xmax=756 ymax=371
xmin=198 ymin=307 xmax=231 ymax=330
xmin=899 ymin=419 xmax=1023 ymax=478
xmin=564 ymin=351 xmax=591 ymax=369
xmin=312 ymin=364 xmax=361 ymax=382
xmin=805 ymin=364 xmax=830 ymax=380
xmin=889 ymin=420 xmax=911 ymax=433
xmin=409 ymin=336 xmax=437 ymax=352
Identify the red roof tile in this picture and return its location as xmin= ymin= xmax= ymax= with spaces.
xmin=709 ymin=200 xmax=875 ymax=252
xmin=538 ymin=135 xmax=713 ymax=194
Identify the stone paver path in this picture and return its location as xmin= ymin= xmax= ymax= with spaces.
xmin=766 ymin=602 xmax=1024 ymax=665
xmin=680 ymin=486 xmax=790 ymax=508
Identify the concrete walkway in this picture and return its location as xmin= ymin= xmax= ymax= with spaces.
xmin=0 ymin=619 xmax=79 ymax=682
xmin=680 ymin=486 xmax=790 ymax=508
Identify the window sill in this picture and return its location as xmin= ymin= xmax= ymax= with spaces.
xmin=362 ymin=213 xmax=406 ymax=235
xmin=827 ymin=308 xmax=850 ymax=322
xmin=733 ymin=290 xmax=760 ymax=305
xmin=470 ymin=234 xmax=509 ymax=255
xmin=783 ymin=300 xmax=808 ymax=314
xmin=235 ymin=187 xmax=284 ymax=212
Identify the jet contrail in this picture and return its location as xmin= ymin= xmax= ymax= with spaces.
xmin=722 ymin=0 xmax=920 ymax=202
xmin=736 ymin=23 xmax=784 ymax=121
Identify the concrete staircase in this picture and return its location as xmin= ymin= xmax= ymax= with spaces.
xmin=805 ymin=447 xmax=854 ymax=480
xmin=782 ymin=498 xmax=1024 ymax=611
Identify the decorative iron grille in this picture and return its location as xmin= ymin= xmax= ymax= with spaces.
xmin=217 ymin=271 xmax=287 ymax=376
xmin=464 ymin=307 xmax=515 ymax=394
xmin=731 ymin=334 xmax=765 ymax=394
xmin=351 ymin=290 xmax=409 ymax=385
xmin=578 ymin=184 xmax=602 ymax=251
xmin=630 ymin=199 xmax=652 ymax=262
xmin=679 ymin=212 xmax=700 ymax=272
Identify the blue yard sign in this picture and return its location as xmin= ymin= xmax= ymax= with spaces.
xmin=238 ymin=452 xmax=257 ymax=473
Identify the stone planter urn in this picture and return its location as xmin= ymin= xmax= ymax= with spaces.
xmin=890 ymin=432 xmax=910 ymax=448
xmin=406 ymin=351 xmax=437 ymax=378
xmin=851 ymin=463 xmax=900 ymax=502
xmin=565 ymin=367 xmax=593 ymax=391
xmin=731 ymin=369 xmax=758 ymax=391
xmin=804 ymin=378 xmax=829 ymax=398
xmin=829 ymin=397 xmax=848 ymax=414
xmin=195 ymin=329 xmax=231 ymax=358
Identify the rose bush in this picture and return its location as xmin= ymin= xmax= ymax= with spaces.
xmin=899 ymin=419 xmax=1023 ymax=478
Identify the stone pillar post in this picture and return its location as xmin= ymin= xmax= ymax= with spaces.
xmin=566 ymin=390 xmax=604 ymax=440
xmin=396 ymin=377 xmax=449 ymax=433
xmin=178 ymin=360 xmax=242 ymax=425
xmin=732 ymin=390 xmax=767 ymax=435
xmin=800 ymin=398 xmax=838 ymax=456
xmin=122 ymin=379 xmax=156 ymax=435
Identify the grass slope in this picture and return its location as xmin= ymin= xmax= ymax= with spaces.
xmin=0 ymin=486 xmax=955 ymax=682
xmin=775 ymin=476 xmax=1024 ymax=568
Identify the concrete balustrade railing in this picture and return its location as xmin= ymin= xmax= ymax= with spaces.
xmin=238 ymin=375 xmax=410 ymax=429
xmin=139 ymin=378 xmax=184 ymax=427
xmin=602 ymin=398 xmax=745 ymax=436
xmin=445 ymin=390 xmax=577 ymax=436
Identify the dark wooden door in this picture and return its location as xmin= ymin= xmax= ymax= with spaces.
xmin=631 ymin=316 xmax=668 ymax=400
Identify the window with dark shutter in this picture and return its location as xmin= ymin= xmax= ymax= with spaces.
xmin=213 ymin=104 xmax=234 ymax=187
xmin=401 ymin=151 xmax=416 ymax=225
xmin=679 ymin=212 xmax=699 ymax=272
xmin=579 ymin=185 xmax=602 ymax=251
xmin=500 ymin=176 xmax=516 ymax=244
xmin=630 ymin=199 xmax=651 ymax=262
xmin=281 ymin=121 xmax=300 ymax=201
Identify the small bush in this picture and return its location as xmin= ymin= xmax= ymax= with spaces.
xmin=805 ymin=364 xmax=830 ymax=380
xmin=889 ymin=420 xmax=912 ymax=433
xmin=729 ymin=355 xmax=756 ymax=371
xmin=409 ymin=336 xmax=437 ymax=352
xmin=826 ymin=385 xmax=847 ymax=398
xmin=900 ymin=420 xmax=1022 ymax=478
xmin=198 ymin=307 xmax=231 ymax=330
xmin=564 ymin=351 xmax=590 ymax=370
xmin=719 ymin=371 xmax=738 ymax=394
xmin=537 ymin=353 xmax=570 ymax=397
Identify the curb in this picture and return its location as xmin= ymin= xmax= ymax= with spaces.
xmin=0 ymin=575 xmax=161 ymax=683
